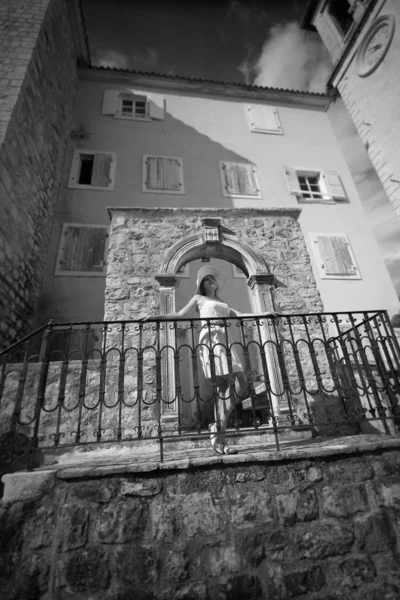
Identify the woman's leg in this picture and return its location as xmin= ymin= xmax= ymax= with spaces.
xmin=209 ymin=375 xmax=238 ymax=453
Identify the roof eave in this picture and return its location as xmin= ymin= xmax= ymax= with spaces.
xmin=79 ymin=67 xmax=332 ymax=111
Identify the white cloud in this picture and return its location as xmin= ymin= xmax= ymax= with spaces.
xmin=250 ymin=21 xmax=332 ymax=93
xmin=95 ymin=48 xmax=158 ymax=71
xmin=96 ymin=50 xmax=130 ymax=70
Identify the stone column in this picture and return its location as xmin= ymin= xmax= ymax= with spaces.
xmin=247 ymin=274 xmax=288 ymax=423
xmin=154 ymin=274 xmax=180 ymax=432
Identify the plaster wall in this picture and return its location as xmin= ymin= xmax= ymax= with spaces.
xmin=38 ymin=75 xmax=399 ymax=327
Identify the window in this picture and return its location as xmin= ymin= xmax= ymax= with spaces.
xmin=142 ymin=155 xmax=185 ymax=194
xmin=68 ymin=150 xmax=116 ymax=190
xmin=55 ymin=223 xmax=109 ymax=276
xmin=284 ymin=166 xmax=348 ymax=203
xmin=220 ymin=162 xmax=261 ymax=199
xmin=102 ymin=89 xmax=165 ymax=121
xmin=309 ymin=232 xmax=361 ymax=280
xmin=327 ymin=0 xmax=354 ymax=37
xmin=245 ymin=104 xmax=283 ymax=135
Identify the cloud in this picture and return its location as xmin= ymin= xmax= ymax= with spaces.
xmin=228 ymin=0 xmax=268 ymax=23
xmin=237 ymin=44 xmax=256 ymax=85
xmin=96 ymin=50 xmax=130 ymax=70
xmin=95 ymin=48 xmax=158 ymax=71
xmin=249 ymin=21 xmax=332 ymax=93
xmin=131 ymin=48 xmax=159 ymax=70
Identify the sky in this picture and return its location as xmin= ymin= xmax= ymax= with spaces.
xmin=81 ymin=0 xmax=400 ymax=297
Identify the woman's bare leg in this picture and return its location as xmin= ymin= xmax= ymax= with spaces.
xmin=209 ymin=376 xmax=238 ymax=453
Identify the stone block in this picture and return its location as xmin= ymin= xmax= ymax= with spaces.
xmin=92 ymin=501 xmax=147 ymax=544
xmin=294 ymin=522 xmax=354 ymax=559
xmin=229 ymin=486 xmax=275 ymax=528
xmin=202 ymin=543 xmax=242 ymax=577
xmin=180 ymin=491 xmax=222 ymax=538
xmin=57 ymin=504 xmax=89 ymax=552
xmin=277 ymin=488 xmax=319 ymax=524
xmin=67 ymin=479 xmax=115 ymax=503
xmin=210 ymin=574 xmax=262 ymax=600
xmin=354 ymin=513 xmax=395 ymax=553
xmin=321 ymin=483 xmax=368 ymax=517
xmin=2 ymin=469 xmax=56 ymax=504
xmin=63 ymin=547 xmax=111 ymax=594
xmin=121 ymin=478 xmax=163 ymax=497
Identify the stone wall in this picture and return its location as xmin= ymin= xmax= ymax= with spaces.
xmin=1 ymin=445 xmax=400 ymax=599
xmin=0 ymin=0 xmax=79 ymax=349
xmin=105 ymin=208 xmax=323 ymax=321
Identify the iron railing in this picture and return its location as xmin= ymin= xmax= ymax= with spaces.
xmin=1 ymin=310 xmax=399 ymax=469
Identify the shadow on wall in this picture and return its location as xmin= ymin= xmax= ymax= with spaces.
xmin=35 ymin=106 xmax=261 ymax=328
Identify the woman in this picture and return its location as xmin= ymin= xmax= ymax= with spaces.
xmin=144 ymin=265 xmax=277 ymax=455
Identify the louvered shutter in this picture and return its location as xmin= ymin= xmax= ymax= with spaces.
xmin=145 ymin=156 xmax=182 ymax=191
xmin=312 ymin=234 xmax=360 ymax=279
xmin=247 ymin=105 xmax=282 ymax=134
xmin=236 ymin=164 xmax=258 ymax=195
xmin=92 ymin=153 xmax=112 ymax=187
xmin=283 ymin=166 xmax=302 ymax=196
xmin=223 ymin=162 xmax=239 ymax=195
xmin=56 ymin=225 xmax=108 ymax=275
xmin=221 ymin=162 xmax=259 ymax=196
xmin=323 ymin=170 xmax=347 ymax=200
xmin=102 ymin=90 xmax=119 ymax=115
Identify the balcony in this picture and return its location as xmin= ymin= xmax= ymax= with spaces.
xmin=1 ymin=310 xmax=399 ymax=471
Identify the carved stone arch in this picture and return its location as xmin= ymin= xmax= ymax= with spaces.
xmin=158 ymin=231 xmax=270 ymax=278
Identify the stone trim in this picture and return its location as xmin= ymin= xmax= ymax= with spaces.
xmin=107 ymin=206 xmax=302 ymax=220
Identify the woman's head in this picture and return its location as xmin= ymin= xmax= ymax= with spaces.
xmin=196 ymin=266 xmax=225 ymax=296
xmin=199 ymin=274 xmax=217 ymax=296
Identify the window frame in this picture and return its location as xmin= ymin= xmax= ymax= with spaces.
xmin=67 ymin=149 xmax=117 ymax=191
xmin=284 ymin=165 xmax=347 ymax=204
xmin=142 ymin=154 xmax=185 ymax=195
xmin=116 ymin=92 xmax=151 ymax=121
xmin=55 ymin=223 xmax=109 ymax=277
xmin=219 ymin=161 xmax=262 ymax=199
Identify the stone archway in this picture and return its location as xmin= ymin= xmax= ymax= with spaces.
xmin=153 ymin=217 xmax=284 ymax=429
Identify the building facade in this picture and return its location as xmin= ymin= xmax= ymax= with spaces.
xmin=302 ymin=0 xmax=400 ymax=220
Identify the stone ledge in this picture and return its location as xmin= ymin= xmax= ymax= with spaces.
xmin=52 ymin=434 xmax=400 ymax=480
xmin=107 ymin=206 xmax=302 ymax=220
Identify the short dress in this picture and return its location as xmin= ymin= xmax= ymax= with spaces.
xmin=198 ymin=299 xmax=244 ymax=379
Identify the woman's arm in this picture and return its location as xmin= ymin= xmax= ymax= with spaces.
xmin=230 ymin=308 xmax=279 ymax=318
xmin=141 ymin=295 xmax=199 ymax=321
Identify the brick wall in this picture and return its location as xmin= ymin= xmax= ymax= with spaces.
xmin=0 ymin=0 xmax=79 ymax=349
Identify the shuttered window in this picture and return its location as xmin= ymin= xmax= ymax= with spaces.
xmin=220 ymin=162 xmax=261 ymax=198
xmin=68 ymin=150 xmax=116 ymax=190
xmin=284 ymin=166 xmax=347 ymax=203
xmin=309 ymin=233 xmax=361 ymax=280
xmin=246 ymin=105 xmax=283 ymax=135
xmin=55 ymin=224 xmax=109 ymax=276
xmin=142 ymin=155 xmax=185 ymax=194
xmin=102 ymin=90 xmax=165 ymax=121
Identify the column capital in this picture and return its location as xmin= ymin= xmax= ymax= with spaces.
xmin=247 ymin=273 xmax=276 ymax=289
xmin=154 ymin=273 xmax=180 ymax=288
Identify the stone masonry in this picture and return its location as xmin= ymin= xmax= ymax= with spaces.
xmin=0 ymin=0 xmax=81 ymax=349
xmin=1 ymin=442 xmax=400 ymax=599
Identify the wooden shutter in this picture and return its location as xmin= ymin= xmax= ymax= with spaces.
xmin=149 ymin=96 xmax=165 ymax=120
xmin=144 ymin=156 xmax=183 ymax=192
xmin=283 ymin=166 xmax=302 ymax=196
xmin=102 ymin=90 xmax=119 ymax=115
xmin=323 ymin=170 xmax=347 ymax=200
xmin=310 ymin=233 xmax=361 ymax=279
xmin=56 ymin=225 xmax=108 ymax=275
xmin=221 ymin=162 xmax=260 ymax=196
xmin=92 ymin=153 xmax=112 ymax=187
xmin=246 ymin=105 xmax=282 ymax=134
